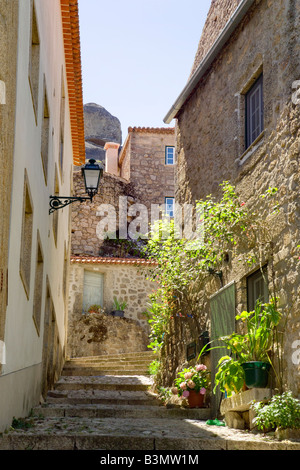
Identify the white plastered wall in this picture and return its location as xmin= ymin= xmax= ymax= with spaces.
xmin=0 ymin=0 xmax=74 ymax=431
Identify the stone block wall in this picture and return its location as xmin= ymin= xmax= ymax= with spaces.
xmin=71 ymin=170 xmax=138 ymax=256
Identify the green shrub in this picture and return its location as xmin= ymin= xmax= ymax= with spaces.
xmin=252 ymin=391 xmax=300 ymax=431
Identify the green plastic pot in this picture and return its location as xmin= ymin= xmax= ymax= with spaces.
xmin=241 ymin=361 xmax=271 ymax=388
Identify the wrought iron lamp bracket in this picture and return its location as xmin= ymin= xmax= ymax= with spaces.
xmin=49 ymin=195 xmax=92 ymax=214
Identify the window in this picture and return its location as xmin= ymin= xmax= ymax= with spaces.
xmin=247 ymin=267 xmax=269 ymax=311
xmin=82 ymin=271 xmax=104 ymax=313
xmin=52 ymin=169 xmax=59 ymax=245
xmin=20 ymin=174 xmax=34 ymax=298
xmin=59 ymin=73 xmax=65 ymax=174
xmin=165 ymin=146 xmax=175 ymax=165
xmin=245 ymin=74 xmax=264 ymax=148
xmin=28 ymin=1 xmax=40 ymax=118
xmin=33 ymin=234 xmax=44 ymax=334
xmin=165 ymin=197 xmax=175 ymax=218
xmin=41 ymin=79 xmax=50 ymax=182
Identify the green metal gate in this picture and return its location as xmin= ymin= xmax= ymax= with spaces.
xmin=210 ymin=281 xmax=236 ymax=417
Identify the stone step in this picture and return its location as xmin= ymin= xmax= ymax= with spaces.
xmin=64 ymin=360 xmax=153 ymax=368
xmin=46 ymin=389 xmax=161 ymax=407
xmin=33 ymin=403 xmax=211 ymax=420
xmin=64 ymin=358 xmax=154 ymax=366
xmin=0 ymin=415 xmax=290 ymax=450
xmin=53 ymin=375 xmax=152 ymax=392
xmin=63 ymin=352 xmax=156 ymax=376
xmin=67 ymin=351 xmax=156 ymax=362
xmin=62 ymin=368 xmax=151 ymax=376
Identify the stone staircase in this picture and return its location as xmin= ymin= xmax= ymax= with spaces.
xmin=1 ymin=351 xmax=295 ymax=450
xmin=62 ymin=351 xmax=155 ymax=376
xmin=0 ymin=350 xmax=214 ymax=451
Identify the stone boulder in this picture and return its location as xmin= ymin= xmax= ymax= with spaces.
xmin=83 ymin=103 xmax=122 ymax=164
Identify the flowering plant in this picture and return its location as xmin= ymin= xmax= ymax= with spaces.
xmin=172 ymin=364 xmax=210 ymax=398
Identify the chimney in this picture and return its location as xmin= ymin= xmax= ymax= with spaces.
xmin=104 ymin=142 xmax=120 ymax=177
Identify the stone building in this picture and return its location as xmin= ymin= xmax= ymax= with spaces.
xmin=117 ymin=127 xmax=176 ymax=211
xmin=163 ymin=0 xmax=300 ymax=411
xmin=0 ymin=0 xmax=85 ymax=432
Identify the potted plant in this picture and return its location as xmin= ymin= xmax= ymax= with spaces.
xmin=87 ymin=304 xmax=102 ymax=314
xmin=213 ymin=356 xmax=246 ymax=398
xmin=111 ymin=297 xmax=127 ymax=317
xmin=218 ymin=298 xmax=281 ymax=390
xmin=172 ymin=363 xmax=210 ymax=408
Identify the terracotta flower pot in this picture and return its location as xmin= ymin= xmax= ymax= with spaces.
xmin=187 ymin=390 xmax=205 ymax=408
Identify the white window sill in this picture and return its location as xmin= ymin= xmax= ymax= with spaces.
xmin=239 ymin=131 xmax=265 ymax=166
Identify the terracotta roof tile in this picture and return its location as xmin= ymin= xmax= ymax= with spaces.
xmin=70 ymin=255 xmax=158 ymax=266
xmin=60 ymin=0 xmax=85 ymax=166
xmin=128 ymin=127 xmax=175 ymax=134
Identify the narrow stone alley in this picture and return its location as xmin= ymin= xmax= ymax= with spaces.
xmin=1 ymin=351 xmax=299 ymax=452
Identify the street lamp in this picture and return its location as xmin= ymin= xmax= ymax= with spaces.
xmin=49 ymin=159 xmax=103 ymax=214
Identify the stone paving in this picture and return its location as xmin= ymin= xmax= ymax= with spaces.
xmin=1 ymin=355 xmax=300 ymax=451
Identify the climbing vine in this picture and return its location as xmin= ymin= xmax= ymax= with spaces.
xmin=143 ymin=181 xmax=280 ymax=354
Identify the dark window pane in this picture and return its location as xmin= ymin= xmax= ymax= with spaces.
xmin=246 ymin=74 xmax=263 ymax=148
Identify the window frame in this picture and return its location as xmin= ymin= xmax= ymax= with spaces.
xmin=19 ymin=172 xmax=34 ymax=299
xmin=82 ymin=270 xmax=104 ymax=313
xmin=165 ymin=146 xmax=175 ymax=165
xmin=32 ymin=232 xmax=44 ymax=335
xmin=165 ymin=197 xmax=175 ymax=218
xmin=246 ymin=266 xmax=269 ymax=312
xmin=28 ymin=0 xmax=40 ymax=121
xmin=245 ymin=73 xmax=264 ymax=149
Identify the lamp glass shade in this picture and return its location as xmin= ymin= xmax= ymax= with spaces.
xmin=82 ymin=159 xmax=102 ymax=193
xmin=84 ymin=169 xmax=100 ymax=190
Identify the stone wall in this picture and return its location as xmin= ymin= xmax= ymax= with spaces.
xmin=189 ymin=0 xmax=242 ymax=77
xmin=71 ymin=170 xmax=138 ymax=256
xmin=67 ymin=257 xmax=157 ymax=357
xmin=163 ymin=0 xmax=300 ymax=395
xmin=66 ymin=312 xmax=149 ymax=358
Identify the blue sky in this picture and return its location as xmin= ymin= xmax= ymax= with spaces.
xmin=78 ymin=0 xmax=212 ymax=142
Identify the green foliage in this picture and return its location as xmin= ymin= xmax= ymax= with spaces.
xmin=143 ymin=295 xmax=169 ymax=353
xmin=157 ymin=387 xmax=173 ymax=403
xmin=194 ymin=181 xmax=248 ymax=271
xmin=213 ymin=299 xmax=283 ymax=396
xmin=112 ymin=297 xmax=127 ymax=311
xmin=87 ymin=304 xmax=102 ymax=313
xmin=213 ymin=356 xmax=245 ymax=397
xmin=142 ymin=182 xmax=280 ymax=384
xmin=11 ymin=417 xmax=35 ymax=430
xmin=252 ymin=391 xmax=300 ymax=431
xmin=148 ymin=359 xmax=161 ymax=376
xmin=220 ymin=298 xmax=281 ymax=363
xmin=144 ymin=182 xmax=249 ymax=351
